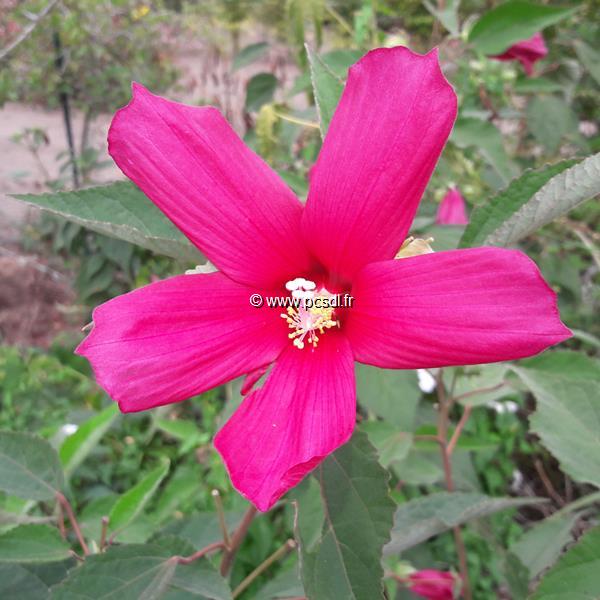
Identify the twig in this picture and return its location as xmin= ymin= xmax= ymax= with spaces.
xmin=534 ymin=459 xmax=566 ymax=507
xmin=220 ymin=505 xmax=258 ymax=576
xmin=232 ymin=539 xmax=296 ymax=598
xmin=452 ymin=382 xmax=506 ymax=404
xmin=212 ymin=489 xmax=231 ymax=549
xmin=57 ymin=501 xmax=66 ymax=540
xmin=0 ymin=0 xmax=59 ymax=62
xmin=436 ymin=370 xmax=472 ymax=600
xmin=56 ymin=493 xmax=90 ymax=555
xmin=174 ymin=541 xmax=225 ymax=565
xmin=447 ymin=405 xmax=472 ymax=455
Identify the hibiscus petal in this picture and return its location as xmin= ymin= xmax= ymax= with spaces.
xmin=214 ymin=333 xmax=355 ymax=511
xmin=76 ymin=272 xmax=287 ymax=412
xmin=108 ymin=84 xmax=312 ymax=288
xmin=302 ymin=47 xmax=457 ymax=284
xmin=345 ymin=248 xmax=571 ymax=368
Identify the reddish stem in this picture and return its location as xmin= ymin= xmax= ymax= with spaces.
xmin=56 ymin=493 xmax=90 ymax=555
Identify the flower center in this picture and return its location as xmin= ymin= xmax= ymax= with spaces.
xmin=281 ymin=278 xmax=339 ymax=350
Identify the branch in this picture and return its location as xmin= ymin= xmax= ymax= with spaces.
xmin=174 ymin=541 xmax=225 ymax=565
xmin=220 ymin=505 xmax=258 ymax=576
xmin=56 ymin=492 xmax=90 ymax=556
xmin=0 ymin=0 xmax=60 ymax=62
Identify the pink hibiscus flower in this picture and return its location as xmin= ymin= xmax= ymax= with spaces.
xmin=490 ymin=32 xmax=548 ymax=77
xmin=76 ymin=47 xmax=570 ymax=511
xmin=436 ymin=187 xmax=469 ymax=225
xmin=407 ymin=569 xmax=457 ymax=600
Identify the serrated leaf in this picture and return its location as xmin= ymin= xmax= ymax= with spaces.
xmin=296 ymin=431 xmax=395 ymax=600
xmin=51 ymin=542 xmax=232 ymax=600
xmin=59 ymin=404 xmax=119 ymax=479
xmin=232 ymin=42 xmax=269 ymax=71
xmin=245 ymin=73 xmax=278 ymax=112
xmin=0 ymin=432 xmax=64 ymax=501
xmin=306 ymin=45 xmax=344 ymax=137
xmin=13 ymin=183 xmax=199 ymax=261
xmin=514 ymin=366 xmax=600 ymax=489
xmin=0 ymin=564 xmax=49 ymax=599
xmin=109 ymin=461 xmax=170 ymax=534
xmin=384 ymin=492 xmax=543 ymax=555
xmin=468 ymin=1 xmax=577 ymax=55
xmin=451 ymin=118 xmax=515 ymax=184
xmin=459 ymin=159 xmax=578 ymax=248
xmin=356 ymin=365 xmax=420 ymax=428
xmin=531 ymin=525 xmax=600 ymax=599
xmin=0 ymin=525 xmax=71 ymax=564
xmin=484 ymin=152 xmax=600 ymax=247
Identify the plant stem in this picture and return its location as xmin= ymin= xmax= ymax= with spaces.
xmin=452 ymin=382 xmax=506 ymax=403
xmin=447 ymin=405 xmax=472 ymax=455
xmin=56 ymin=493 xmax=90 ymax=555
xmin=436 ymin=370 xmax=472 ymax=600
xmin=212 ymin=489 xmax=231 ymax=549
xmin=175 ymin=541 xmax=225 ymax=565
xmin=57 ymin=501 xmax=66 ymax=540
xmin=232 ymin=539 xmax=296 ymax=598
xmin=220 ymin=505 xmax=258 ymax=576
xmin=552 ymin=490 xmax=600 ymax=519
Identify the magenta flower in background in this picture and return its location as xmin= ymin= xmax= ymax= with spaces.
xmin=436 ymin=187 xmax=469 ymax=225
xmin=490 ymin=32 xmax=548 ymax=76
xmin=76 ymin=47 xmax=570 ymax=511
xmin=407 ymin=569 xmax=457 ymax=600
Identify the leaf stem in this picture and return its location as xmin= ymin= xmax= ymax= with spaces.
xmin=56 ymin=492 xmax=90 ymax=556
xmin=436 ymin=370 xmax=472 ymax=600
xmin=220 ymin=505 xmax=258 ymax=576
xmin=447 ymin=405 xmax=472 ymax=455
xmin=452 ymin=382 xmax=507 ymax=403
xmin=212 ymin=489 xmax=231 ymax=549
xmin=232 ymin=539 xmax=296 ymax=598
xmin=175 ymin=541 xmax=225 ymax=565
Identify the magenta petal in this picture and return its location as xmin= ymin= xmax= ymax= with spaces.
xmin=108 ymin=84 xmax=312 ymax=288
xmin=214 ymin=333 xmax=355 ymax=511
xmin=76 ymin=273 xmax=287 ymax=412
xmin=436 ymin=187 xmax=469 ymax=225
xmin=491 ymin=33 xmax=548 ymax=77
xmin=345 ymin=248 xmax=571 ymax=368
xmin=302 ymin=47 xmax=457 ymax=283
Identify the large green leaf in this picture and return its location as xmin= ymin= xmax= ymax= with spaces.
xmin=0 ymin=432 xmax=64 ymax=501
xmin=531 ymin=525 xmax=600 ymax=599
xmin=52 ymin=541 xmax=231 ymax=600
xmin=451 ymin=118 xmax=515 ymax=184
xmin=306 ymin=45 xmax=344 ymax=137
xmin=384 ymin=492 xmax=543 ymax=555
xmin=526 ymin=96 xmax=578 ymax=154
xmin=423 ymin=0 xmax=460 ymax=36
xmin=459 ymin=160 xmax=577 ymax=248
xmin=514 ymin=364 xmax=600 ymax=489
xmin=0 ymin=564 xmax=49 ymax=599
xmin=296 ymin=431 xmax=395 ymax=600
xmin=13 ymin=183 xmax=199 ymax=261
xmin=109 ymin=461 xmax=170 ymax=534
xmin=356 ymin=365 xmax=420 ymax=428
xmin=468 ymin=1 xmax=577 ymax=55
xmin=574 ymin=40 xmax=600 ymax=86
xmin=0 ymin=525 xmax=71 ymax=564
xmin=59 ymin=404 xmax=119 ymax=479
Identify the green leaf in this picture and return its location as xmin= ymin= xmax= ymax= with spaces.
xmin=0 ymin=431 xmax=64 ymax=501
xmin=384 ymin=492 xmax=543 ymax=554
xmin=513 ymin=77 xmax=563 ymax=94
xmin=459 ymin=159 xmax=578 ymax=248
xmin=531 ymin=525 xmax=600 ymax=599
xmin=527 ymin=96 xmax=578 ymax=153
xmin=511 ymin=513 xmax=578 ymax=578
xmin=356 ymin=365 xmax=420 ymax=428
xmin=514 ymin=366 xmax=600 ymax=489
xmin=0 ymin=564 xmax=49 ymax=599
xmin=162 ymin=511 xmax=245 ymax=550
xmin=245 ymin=73 xmax=278 ymax=112
xmin=361 ymin=422 xmax=412 ymax=468
xmin=13 ymin=182 xmax=199 ymax=261
xmin=574 ymin=40 xmax=600 ymax=86
xmin=254 ymin=563 xmax=304 ymax=600
xmin=451 ymin=118 xmax=515 ymax=184
xmin=109 ymin=461 xmax=170 ymax=534
xmin=0 ymin=525 xmax=71 ymax=564
xmin=232 ymin=42 xmax=269 ymax=71
xmin=59 ymin=404 xmax=119 ymax=479
xmin=296 ymin=431 xmax=395 ymax=600
xmin=468 ymin=1 xmax=577 ymax=55
xmin=423 ymin=0 xmax=460 ymax=36
xmin=52 ymin=542 xmax=232 ymax=600
xmin=453 ymin=364 xmax=509 ymax=406
xmin=306 ymin=45 xmax=344 ymax=137
xmin=519 ymin=350 xmax=600 ymax=380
